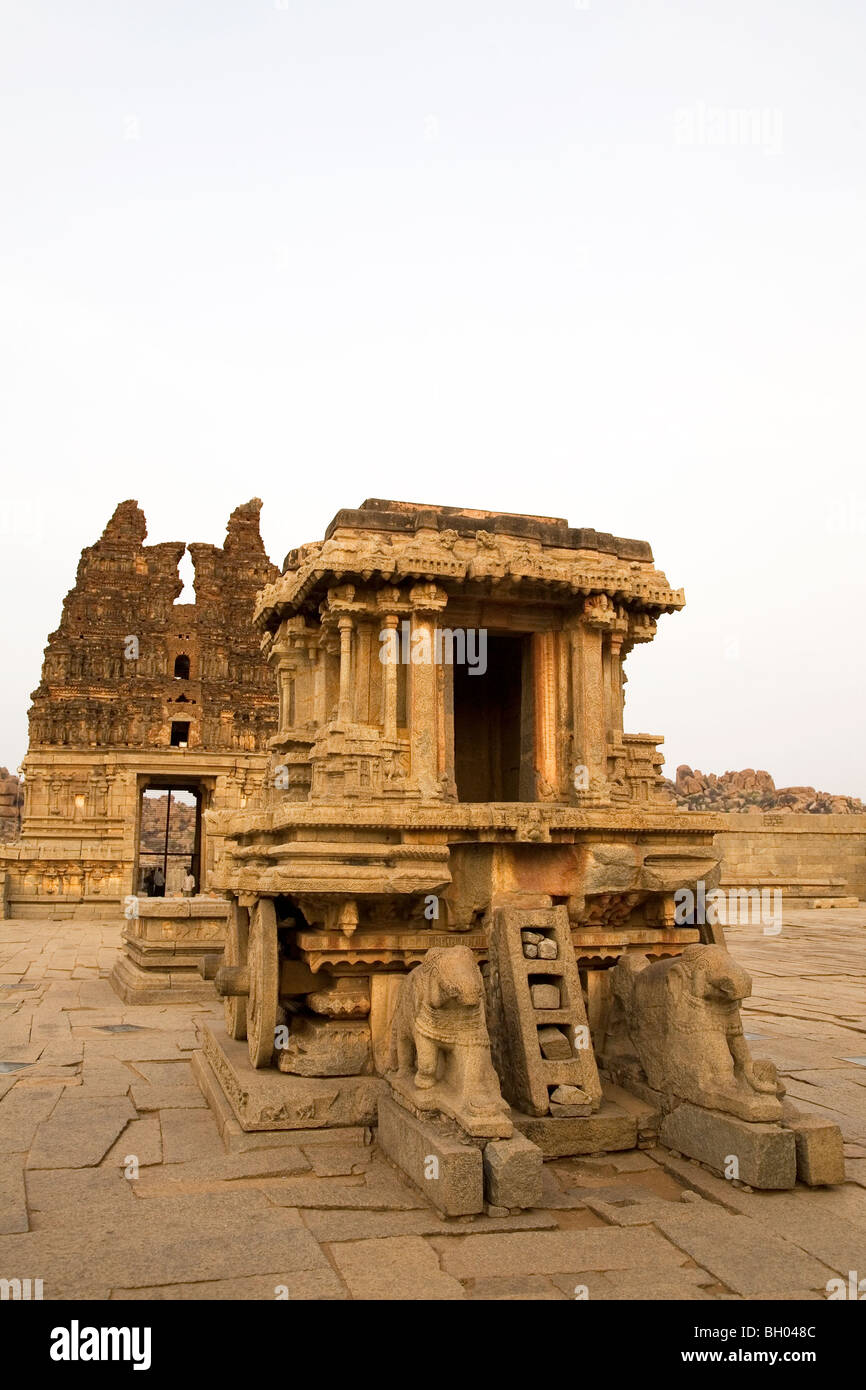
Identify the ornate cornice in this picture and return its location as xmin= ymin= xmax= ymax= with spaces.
xmin=254 ymin=523 xmax=684 ymax=631
xmin=207 ymin=801 xmax=725 ymax=840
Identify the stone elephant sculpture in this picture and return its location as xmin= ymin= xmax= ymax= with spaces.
xmin=611 ymin=943 xmax=783 ymax=1122
xmin=389 ymin=945 xmax=510 ymax=1128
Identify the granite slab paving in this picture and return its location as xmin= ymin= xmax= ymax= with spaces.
xmin=0 ymin=911 xmax=863 ymax=1298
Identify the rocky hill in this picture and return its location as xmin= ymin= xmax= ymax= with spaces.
xmin=139 ymin=795 xmax=197 ymax=854
xmin=666 ymin=766 xmax=865 ymax=814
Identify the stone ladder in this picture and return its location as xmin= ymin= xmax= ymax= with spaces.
xmin=488 ymin=906 xmax=603 ymax=1118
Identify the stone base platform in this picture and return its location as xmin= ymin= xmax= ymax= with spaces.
xmin=3 ymin=900 xmax=123 ymax=920
xmin=110 ymin=952 xmax=220 ymax=1006
xmin=603 ymin=1068 xmax=846 ymax=1190
xmin=388 ymin=1067 xmax=513 ymax=1139
xmin=196 ymin=1024 xmax=651 ymax=1167
xmin=377 ymin=1094 xmax=543 ymax=1216
xmin=512 ymin=1091 xmax=642 ymax=1157
xmin=109 ymin=897 xmax=230 ymax=1004
xmin=191 ymin=1046 xmax=374 ymax=1154
xmin=660 ymin=1102 xmax=796 ymax=1189
xmin=196 ymin=1024 xmax=386 ymax=1134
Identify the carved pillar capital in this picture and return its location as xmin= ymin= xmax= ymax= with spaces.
xmin=408 ymin=581 xmax=448 ymax=615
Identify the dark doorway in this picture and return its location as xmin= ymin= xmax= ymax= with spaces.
xmin=174 ymin=654 xmax=190 ymax=679
xmin=453 ymin=633 xmax=528 ymax=801
xmin=137 ymin=786 xmax=201 ymax=896
xmin=170 ymin=720 xmax=190 ymax=746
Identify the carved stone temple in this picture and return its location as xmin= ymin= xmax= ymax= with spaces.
xmin=0 ymin=498 xmax=278 ymax=1000
xmin=194 ymin=499 xmax=841 ymax=1208
xmin=4 ymin=493 xmax=842 ymax=1205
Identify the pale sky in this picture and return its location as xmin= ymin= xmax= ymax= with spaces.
xmin=2 ymin=1 xmax=864 ymax=795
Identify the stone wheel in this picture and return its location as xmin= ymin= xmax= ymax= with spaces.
xmin=224 ymin=900 xmax=249 ymax=1041
xmin=247 ymin=897 xmax=279 ymax=1069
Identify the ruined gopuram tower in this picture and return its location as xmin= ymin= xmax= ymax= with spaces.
xmin=3 ymin=500 xmax=278 ymax=951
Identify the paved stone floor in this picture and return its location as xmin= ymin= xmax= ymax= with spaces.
xmin=0 ymin=910 xmax=864 ymax=1300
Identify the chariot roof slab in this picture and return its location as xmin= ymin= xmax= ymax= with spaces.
xmin=260 ymin=497 xmax=682 ymax=631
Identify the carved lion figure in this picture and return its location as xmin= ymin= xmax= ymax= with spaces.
xmin=389 ymin=946 xmax=509 ymax=1123
xmin=611 ymin=943 xmax=783 ymax=1122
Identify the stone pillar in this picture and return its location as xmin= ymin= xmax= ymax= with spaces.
xmin=608 ymin=634 xmax=624 ymax=745
xmin=569 ymin=613 xmax=608 ymax=801
xmin=276 ymin=661 xmax=292 ymax=733
xmin=440 ymin=662 xmax=457 ymax=799
xmin=312 ymin=644 xmax=327 ymax=726
xmin=381 ymin=615 xmax=399 ymax=742
xmin=532 ymin=631 xmax=559 ymax=798
xmin=297 ymin=644 xmax=316 ymax=728
xmin=410 ymin=611 xmax=437 ymax=797
xmin=408 ymin=584 xmax=448 ymax=799
xmin=369 ymin=973 xmax=404 ymax=1074
xmin=337 ymin=617 xmax=353 ymax=725
xmin=585 ymin=967 xmax=613 ymax=1055
xmin=355 ymin=622 xmax=372 ymax=724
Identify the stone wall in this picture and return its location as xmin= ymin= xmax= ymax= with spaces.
xmin=714 ymin=812 xmax=866 ymax=903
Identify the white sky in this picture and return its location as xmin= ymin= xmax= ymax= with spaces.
xmin=2 ymin=1 xmax=864 ymax=794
